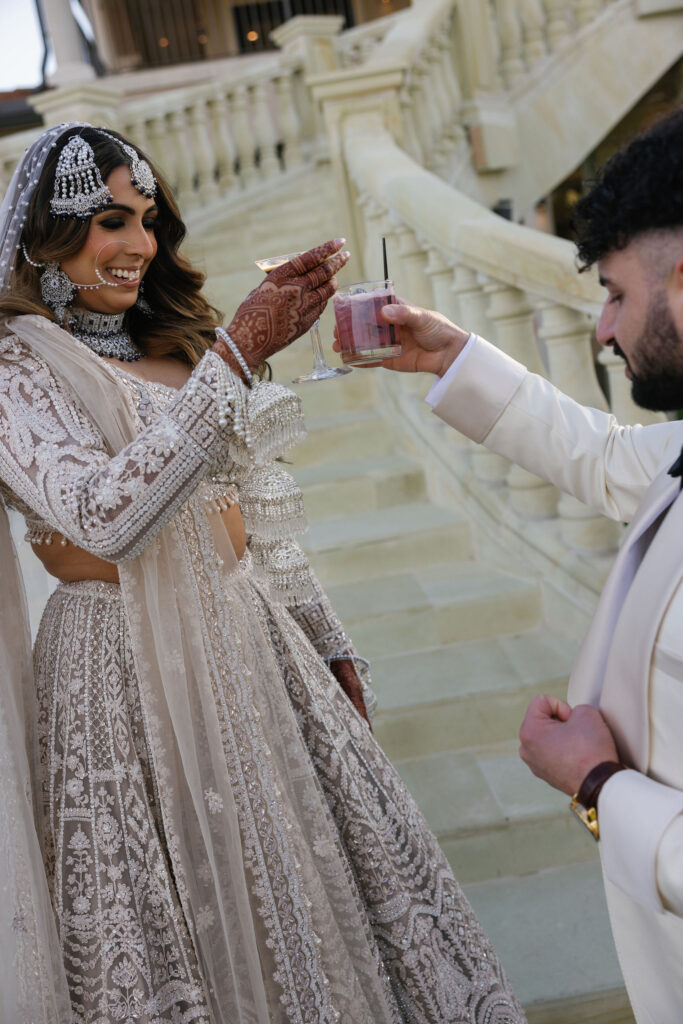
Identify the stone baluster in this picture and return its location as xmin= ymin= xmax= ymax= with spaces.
xmin=399 ymin=86 xmax=424 ymax=164
xmin=274 ymin=73 xmax=303 ymax=169
xmin=452 ymin=262 xmax=509 ymax=485
xmin=188 ymin=96 xmax=219 ymax=205
xmin=541 ymin=0 xmax=572 ymax=49
xmin=425 ymin=248 xmax=461 ymax=325
xmin=250 ymin=81 xmax=280 ymax=179
xmin=122 ymin=115 xmax=149 ymax=155
xmin=406 ymin=70 xmax=433 ymax=168
xmin=424 ymin=41 xmax=459 ymax=169
xmin=167 ymin=108 xmax=196 ymax=208
xmin=494 ymin=0 xmax=525 ymax=87
xmin=574 ymin=0 xmax=602 ymax=26
xmin=145 ymin=114 xmax=172 ymax=186
xmin=486 ymin=281 xmax=558 ymax=517
xmin=208 ymin=86 xmax=237 ymax=193
xmin=230 ymin=85 xmax=257 ymax=185
xmin=597 ymin=348 xmax=666 ymax=427
xmin=413 ymin=59 xmax=441 ymax=160
xmin=539 ymin=303 xmax=621 ymax=551
xmin=395 ymin=226 xmax=434 ymax=309
xmin=436 ymin=31 xmax=466 ymax=146
xmin=360 ymin=197 xmax=387 ymax=282
xmin=518 ymin=0 xmax=548 ymax=66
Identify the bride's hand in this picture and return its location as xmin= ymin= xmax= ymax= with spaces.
xmin=215 ymin=239 xmax=350 ymax=372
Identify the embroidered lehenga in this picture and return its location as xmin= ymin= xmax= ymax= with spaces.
xmin=0 ymin=124 xmax=526 ymax=1024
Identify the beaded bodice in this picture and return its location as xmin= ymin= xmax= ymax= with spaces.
xmin=0 ymin=328 xmax=357 ymax=662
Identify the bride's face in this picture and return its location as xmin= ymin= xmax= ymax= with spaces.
xmin=60 ymin=164 xmax=159 ymax=315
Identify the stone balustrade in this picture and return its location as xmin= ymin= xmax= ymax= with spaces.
xmin=336 ymin=117 xmax=665 ymax=571
xmin=119 ymin=60 xmax=310 ymax=212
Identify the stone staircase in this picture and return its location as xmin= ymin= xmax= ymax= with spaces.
xmin=197 ymin=172 xmax=634 ymax=1022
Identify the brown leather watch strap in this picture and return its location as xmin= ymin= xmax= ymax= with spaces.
xmin=577 ymin=761 xmax=626 ymax=810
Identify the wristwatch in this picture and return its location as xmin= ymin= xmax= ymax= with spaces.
xmin=570 ymin=761 xmax=626 ymax=841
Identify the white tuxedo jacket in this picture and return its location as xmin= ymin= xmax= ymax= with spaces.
xmin=431 ymin=336 xmax=683 ymax=1024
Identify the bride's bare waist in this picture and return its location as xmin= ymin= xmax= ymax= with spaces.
xmin=30 ymin=504 xmax=247 ymax=584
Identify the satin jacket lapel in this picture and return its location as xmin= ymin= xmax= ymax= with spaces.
xmin=600 ymin=487 xmax=683 ymax=769
xmin=567 ymin=471 xmax=681 ymax=709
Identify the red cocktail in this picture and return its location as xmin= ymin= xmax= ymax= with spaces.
xmin=333 ymin=280 xmax=402 ymax=366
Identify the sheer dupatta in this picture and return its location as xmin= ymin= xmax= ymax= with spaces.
xmin=2 ymin=314 xmax=397 ymax=1024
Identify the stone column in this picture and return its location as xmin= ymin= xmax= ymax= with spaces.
xmin=41 ymin=0 xmax=95 ymax=85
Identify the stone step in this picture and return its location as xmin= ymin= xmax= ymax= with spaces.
xmin=395 ymin=742 xmax=593 ymax=883
xmin=289 ymin=371 xmax=378 ymax=420
xmin=463 ymin=862 xmax=631 ymax=1021
xmin=372 ymin=629 xmax=577 ymax=760
xmin=294 ymin=454 xmax=426 ymax=520
xmin=301 ymin=503 xmax=472 ymax=583
xmin=324 ymin=563 xmax=540 ymax=656
xmin=292 ymin=408 xmax=396 ymax=466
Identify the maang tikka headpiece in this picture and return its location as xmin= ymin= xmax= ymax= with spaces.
xmin=50 ymin=130 xmax=157 ymax=220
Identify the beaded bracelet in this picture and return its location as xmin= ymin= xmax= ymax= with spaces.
xmin=215 ymin=326 xmax=253 ymax=385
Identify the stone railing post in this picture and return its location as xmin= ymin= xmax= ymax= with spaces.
xmin=518 ymin=0 xmax=548 ymax=66
xmin=395 ymin=225 xmax=434 ymax=309
xmin=167 ymin=108 xmax=195 ymax=208
xmin=538 ymin=303 xmax=621 ymax=552
xmin=425 ymin=248 xmax=461 ymax=325
xmin=188 ymin=96 xmax=220 ymax=205
xmin=146 ymin=114 xmax=172 ymax=184
xmin=574 ymin=0 xmax=603 ymax=26
xmin=541 ymin=0 xmax=572 ymax=49
xmin=453 ymin=263 xmax=509 ymax=484
xmin=231 ymin=85 xmax=258 ymax=185
xmin=274 ymin=73 xmax=304 ymax=169
xmin=250 ymin=81 xmax=280 ymax=179
xmin=486 ymin=281 xmax=558 ymax=518
xmin=208 ymin=87 xmax=237 ymax=192
xmin=494 ymin=0 xmax=526 ymax=87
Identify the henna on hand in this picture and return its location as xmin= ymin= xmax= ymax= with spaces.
xmin=212 ymin=239 xmax=350 ymax=371
xmin=330 ymin=658 xmax=371 ymax=728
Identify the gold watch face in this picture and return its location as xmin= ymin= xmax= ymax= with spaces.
xmin=570 ymin=797 xmax=600 ymax=841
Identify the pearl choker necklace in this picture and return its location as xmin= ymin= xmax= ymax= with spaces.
xmin=68 ymin=308 xmax=141 ymax=362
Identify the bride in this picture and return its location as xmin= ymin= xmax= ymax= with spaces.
xmin=0 ymin=121 xmax=526 ymax=1023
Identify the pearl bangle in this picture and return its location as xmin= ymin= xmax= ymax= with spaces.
xmin=214 ymin=327 xmax=253 ymax=385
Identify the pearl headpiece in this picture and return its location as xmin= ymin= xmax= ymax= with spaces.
xmin=49 ymin=130 xmax=157 ymax=220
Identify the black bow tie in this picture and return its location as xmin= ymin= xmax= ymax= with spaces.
xmin=668 ymin=447 xmax=683 ymax=484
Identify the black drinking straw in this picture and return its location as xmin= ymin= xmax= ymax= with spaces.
xmin=382 ymin=237 xmax=396 ymax=346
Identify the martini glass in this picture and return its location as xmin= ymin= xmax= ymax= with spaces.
xmin=254 ymin=252 xmax=351 ymax=383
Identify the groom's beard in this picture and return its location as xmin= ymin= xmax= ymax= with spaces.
xmin=627 ymin=291 xmax=683 ymax=411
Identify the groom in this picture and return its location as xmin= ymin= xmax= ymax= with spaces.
xmin=345 ymin=109 xmax=683 ymax=1022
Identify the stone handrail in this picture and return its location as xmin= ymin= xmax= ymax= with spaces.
xmin=336 ymin=113 xmax=663 ymax=574
xmin=334 ymin=13 xmax=402 ymax=67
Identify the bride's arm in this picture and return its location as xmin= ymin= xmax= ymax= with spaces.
xmin=0 ymin=339 xmax=245 ymax=562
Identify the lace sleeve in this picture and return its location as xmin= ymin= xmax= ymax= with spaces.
xmin=286 ymin=570 xmax=356 ymax=662
xmin=0 ymin=341 xmax=242 ymax=562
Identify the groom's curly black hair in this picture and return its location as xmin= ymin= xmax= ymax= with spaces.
xmin=572 ymin=108 xmax=683 ymax=271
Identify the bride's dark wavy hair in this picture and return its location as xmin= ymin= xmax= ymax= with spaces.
xmin=0 ymin=125 xmax=222 ymax=365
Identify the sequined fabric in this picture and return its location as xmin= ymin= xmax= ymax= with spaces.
xmin=34 ymin=565 xmax=526 ymax=1024
xmin=0 ymin=333 xmax=527 ymax=1023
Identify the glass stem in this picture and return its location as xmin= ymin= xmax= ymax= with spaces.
xmin=309 ymin=319 xmax=329 ymax=371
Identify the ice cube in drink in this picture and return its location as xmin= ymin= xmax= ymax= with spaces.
xmin=333 ymin=281 xmax=402 ymax=366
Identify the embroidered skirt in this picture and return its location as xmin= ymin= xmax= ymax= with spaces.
xmin=33 ymin=571 xmax=526 ymax=1024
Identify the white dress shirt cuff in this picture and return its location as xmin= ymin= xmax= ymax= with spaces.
xmin=425 ymin=333 xmax=476 ymax=408
xmin=599 ymin=769 xmax=683 ymax=915
xmin=428 ymin=334 xmax=528 ymax=444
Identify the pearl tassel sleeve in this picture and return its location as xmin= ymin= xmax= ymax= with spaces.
xmin=0 ymin=341 xmax=245 ymax=562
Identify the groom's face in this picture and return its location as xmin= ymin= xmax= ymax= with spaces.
xmin=596 ymin=235 xmax=683 ymax=411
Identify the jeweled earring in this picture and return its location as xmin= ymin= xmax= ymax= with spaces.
xmin=40 ymin=262 xmax=76 ymax=321
xmin=135 ymin=279 xmax=153 ymax=316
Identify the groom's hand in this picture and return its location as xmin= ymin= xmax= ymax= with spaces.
xmin=519 ymin=696 xmax=619 ymax=796
xmin=333 ymin=299 xmax=470 ymax=375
